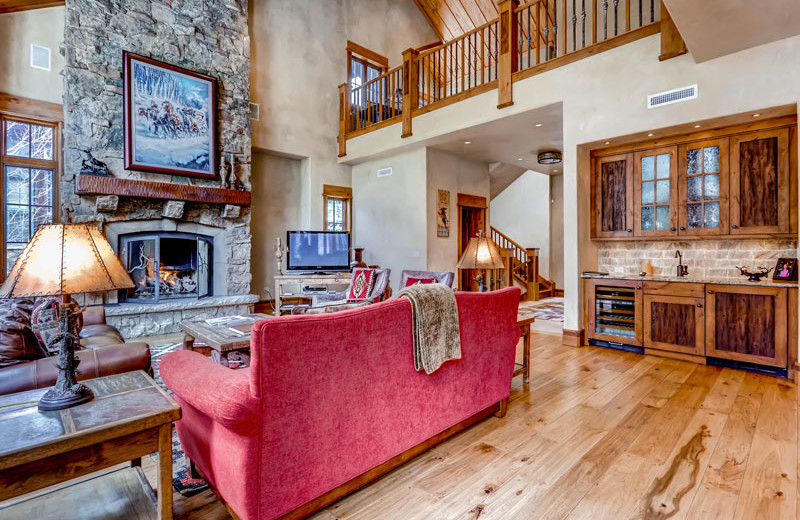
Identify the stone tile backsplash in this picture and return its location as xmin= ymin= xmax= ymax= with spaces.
xmin=597 ymin=239 xmax=798 ymax=279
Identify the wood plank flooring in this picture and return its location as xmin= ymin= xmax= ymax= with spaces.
xmin=142 ymin=331 xmax=800 ymax=519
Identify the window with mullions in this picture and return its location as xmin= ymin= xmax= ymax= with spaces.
xmin=1 ymin=117 xmax=57 ymax=274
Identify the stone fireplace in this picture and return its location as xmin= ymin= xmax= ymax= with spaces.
xmin=60 ymin=0 xmax=256 ymax=337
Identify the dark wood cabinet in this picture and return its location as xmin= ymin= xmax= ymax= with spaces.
xmin=585 ymin=279 xmax=642 ymax=346
xmin=705 ymin=284 xmax=788 ymax=369
xmin=593 ymin=154 xmax=634 ymax=238
xmin=729 ymin=128 xmax=790 ymax=234
xmin=643 ymin=282 xmax=705 ymax=358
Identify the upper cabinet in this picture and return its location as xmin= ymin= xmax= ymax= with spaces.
xmin=729 ymin=128 xmax=790 ymax=234
xmin=590 ymin=116 xmax=797 ymax=240
xmin=593 ymin=153 xmax=634 ymax=238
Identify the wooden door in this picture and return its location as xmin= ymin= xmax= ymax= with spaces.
xmin=643 ymin=294 xmax=704 ymax=356
xmin=729 ymin=128 xmax=790 ymax=234
xmin=593 ymin=153 xmax=634 ymax=238
xmin=634 ymin=146 xmax=678 ymax=237
xmin=457 ymin=194 xmax=486 ymax=291
xmin=678 ymin=138 xmax=729 ymax=236
xmin=705 ymin=284 xmax=788 ymax=368
xmin=585 ymin=279 xmax=642 ymax=346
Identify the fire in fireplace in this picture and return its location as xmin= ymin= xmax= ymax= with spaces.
xmin=119 ymin=232 xmax=212 ymax=303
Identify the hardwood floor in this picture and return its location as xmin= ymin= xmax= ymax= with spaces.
xmin=144 ymin=331 xmax=800 ymax=519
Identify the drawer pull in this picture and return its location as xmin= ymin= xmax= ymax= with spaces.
xmin=697 ymin=303 xmax=703 ymax=308
xmin=707 ymin=290 xmax=713 ymax=294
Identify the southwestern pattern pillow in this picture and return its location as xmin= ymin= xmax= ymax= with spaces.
xmin=348 ymin=268 xmax=376 ymax=299
xmin=403 ymin=277 xmax=436 ymax=288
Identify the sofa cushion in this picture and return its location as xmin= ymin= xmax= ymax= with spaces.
xmin=348 ymin=268 xmax=375 ymax=299
xmin=80 ymin=324 xmax=124 ymax=343
xmin=0 ymin=299 xmax=47 ymax=367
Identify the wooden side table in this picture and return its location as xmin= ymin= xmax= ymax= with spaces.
xmin=516 ymin=313 xmax=536 ymax=384
xmin=0 ymin=371 xmax=180 ymax=519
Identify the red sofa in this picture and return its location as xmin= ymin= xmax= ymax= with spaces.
xmin=160 ymin=287 xmax=521 ymax=520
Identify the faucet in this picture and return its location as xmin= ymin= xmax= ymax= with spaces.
xmin=675 ymin=250 xmax=688 ymax=277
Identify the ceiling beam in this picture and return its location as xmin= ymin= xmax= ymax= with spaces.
xmin=0 ymin=1 xmax=64 ymax=14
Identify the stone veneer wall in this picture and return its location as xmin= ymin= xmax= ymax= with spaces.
xmin=61 ymin=0 xmax=252 ymax=297
xmin=598 ymin=239 xmax=798 ymax=279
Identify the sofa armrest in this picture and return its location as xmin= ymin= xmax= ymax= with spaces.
xmin=0 ymin=342 xmax=151 ymax=396
xmin=83 ymin=305 xmax=106 ymax=326
xmin=159 ymin=350 xmax=259 ymax=435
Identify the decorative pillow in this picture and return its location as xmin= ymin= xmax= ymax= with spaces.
xmin=403 ymin=277 xmax=436 ymax=288
xmin=32 ymin=298 xmax=62 ymax=355
xmin=348 ymin=268 xmax=376 ymax=300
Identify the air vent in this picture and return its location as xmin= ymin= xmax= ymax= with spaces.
xmin=249 ymin=102 xmax=260 ymax=120
xmin=30 ymin=44 xmax=51 ymax=71
xmin=647 ymin=84 xmax=698 ymax=109
xmin=376 ymin=167 xmax=393 ymax=177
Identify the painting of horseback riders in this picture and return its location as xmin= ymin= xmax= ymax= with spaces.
xmin=123 ymin=52 xmax=217 ymax=179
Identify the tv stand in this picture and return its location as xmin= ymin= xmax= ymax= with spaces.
xmin=274 ymin=273 xmax=352 ymax=316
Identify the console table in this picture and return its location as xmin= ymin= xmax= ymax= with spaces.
xmin=274 ymin=273 xmax=352 ymax=316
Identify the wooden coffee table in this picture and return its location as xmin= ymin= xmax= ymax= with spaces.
xmin=0 ymin=371 xmax=180 ymax=519
xmin=180 ymin=313 xmax=272 ymax=359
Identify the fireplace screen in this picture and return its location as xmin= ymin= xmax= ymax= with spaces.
xmin=120 ymin=233 xmax=212 ymax=303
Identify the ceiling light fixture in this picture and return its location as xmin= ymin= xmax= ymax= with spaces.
xmin=647 ymin=133 xmax=654 ymax=137
xmin=694 ymin=124 xmax=701 ymax=128
xmin=537 ymin=151 xmax=562 ymax=165
xmin=464 ymin=141 xmax=471 ymax=145
xmin=753 ymin=113 xmax=761 ymax=117
xmin=517 ymin=158 xmax=524 ymax=161
xmin=535 ymin=123 xmax=543 ymax=127
xmin=605 ymin=141 xmax=611 ymax=145
xmin=553 ymin=169 xmax=559 ymax=173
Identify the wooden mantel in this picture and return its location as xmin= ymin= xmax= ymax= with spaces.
xmin=75 ymin=174 xmax=251 ymax=206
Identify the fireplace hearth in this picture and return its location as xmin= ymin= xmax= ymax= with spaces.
xmin=120 ymin=232 xmax=212 ymax=303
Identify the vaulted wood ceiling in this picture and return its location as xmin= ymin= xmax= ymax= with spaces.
xmin=0 ymin=0 xmax=63 ymax=14
xmin=413 ymin=0 xmax=500 ymax=42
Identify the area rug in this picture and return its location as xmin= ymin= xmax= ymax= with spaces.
xmin=519 ymin=297 xmax=564 ymax=322
xmin=149 ymin=342 xmax=210 ymax=497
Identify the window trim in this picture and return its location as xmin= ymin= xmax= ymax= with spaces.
xmin=323 ymin=184 xmax=352 ymax=233
xmin=0 ymin=93 xmax=62 ymax=279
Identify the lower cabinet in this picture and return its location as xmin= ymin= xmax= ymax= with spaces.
xmin=705 ymin=284 xmax=788 ymax=369
xmin=643 ymin=293 xmax=705 ymax=357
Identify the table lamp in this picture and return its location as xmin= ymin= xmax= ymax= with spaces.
xmin=456 ymin=231 xmax=505 ymax=292
xmin=0 ymin=224 xmax=134 ymax=411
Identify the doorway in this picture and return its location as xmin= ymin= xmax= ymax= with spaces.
xmin=457 ymin=194 xmax=487 ymax=291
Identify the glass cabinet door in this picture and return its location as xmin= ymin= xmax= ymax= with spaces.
xmin=678 ymin=138 xmax=729 ymax=235
xmin=634 ymin=146 xmax=677 ymax=236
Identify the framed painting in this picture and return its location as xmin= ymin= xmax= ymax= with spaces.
xmin=437 ymin=189 xmax=450 ymax=237
xmin=123 ymin=52 xmax=217 ymax=179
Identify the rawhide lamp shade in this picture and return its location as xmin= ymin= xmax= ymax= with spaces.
xmin=456 ymin=233 xmax=505 ymax=292
xmin=0 ymin=224 xmax=134 ymax=298
xmin=0 ymin=224 xmax=134 ymax=411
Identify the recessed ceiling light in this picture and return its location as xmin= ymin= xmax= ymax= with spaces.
xmin=464 ymin=141 xmax=471 ymax=145
xmin=647 ymin=133 xmax=654 ymax=137
xmin=694 ymin=124 xmax=701 ymax=128
xmin=605 ymin=141 xmax=610 ymax=145
xmin=753 ymin=113 xmax=761 ymax=117
xmin=553 ymin=169 xmax=559 ymax=172
xmin=517 ymin=158 xmax=523 ymax=161
xmin=535 ymin=123 xmax=543 ymax=127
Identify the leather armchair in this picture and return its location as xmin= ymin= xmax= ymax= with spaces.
xmin=399 ymin=270 xmax=455 ymax=288
xmin=0 ymin=304 xmax=151 ymax=396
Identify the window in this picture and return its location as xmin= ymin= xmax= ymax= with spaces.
xmin=347 ymin=41 xmax=388 ymax=107
xmin=323 ymin=185 xmax=352 ymax=232
xmin=0 ymin=114 xmax=58 ymax=275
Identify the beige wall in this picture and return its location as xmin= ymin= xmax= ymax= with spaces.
xmin=0 ymin=7 xmax=65 ymax=104
xmin=250 ymin=151 xmax=310 ymax=300
xmin=426 ymin=148 xmax=490 ymax=277
xmin=490 ymin=170 xmax=552 ymax=279
xmin=352 ymin=147 xmax=428 ymax=291
xmin=550 ymin=174 xmax=564 ymax=288
xmin=342 ymin=34 xmax=800 ymax=331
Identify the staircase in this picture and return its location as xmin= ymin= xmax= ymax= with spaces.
xmin=490 ymin=226 xmax=557 ymax=301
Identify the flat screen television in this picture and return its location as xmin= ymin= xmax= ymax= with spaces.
xmin=286 ymin=231 xmax=351 ymax=272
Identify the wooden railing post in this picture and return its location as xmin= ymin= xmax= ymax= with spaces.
xmin=496 ymin=0 xmax=519 ymax=109
xmin=401 ymin=48 xmax=419 ymax=138
xmin=337 ymin=83 xmax=348 ymax=157
xmin=500 ymin=247 xmax=513 ymax=289
xmin=525 ymin=247 xmax=540 ymax=301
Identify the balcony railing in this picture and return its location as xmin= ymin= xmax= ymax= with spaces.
xmin=338 ymin=0 xmax=680 ymax=157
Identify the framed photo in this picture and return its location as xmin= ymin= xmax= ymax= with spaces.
xmin=123 ymin=52 xmax=217 ymax=179
xmin=773 ymin=257 xmax=798 ymax=281
xmin=437 ymin=189 xmax=450 ymax=238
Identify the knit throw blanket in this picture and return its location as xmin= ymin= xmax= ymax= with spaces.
xmin=398 ymin=283 xmax=461 ymax=374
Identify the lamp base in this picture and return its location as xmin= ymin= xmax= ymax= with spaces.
xmin=38 ymin=383 xmax=94 ymax=411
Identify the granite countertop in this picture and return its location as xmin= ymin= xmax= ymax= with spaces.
xmin=582 ymin=273 xmax=799 ymax=289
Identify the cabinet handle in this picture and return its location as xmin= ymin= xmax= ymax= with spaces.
xmin=697 ymin=303 xmax=703 ymax=308
xmin=680 ymin=227 xmax=686 ymax=231
xmin=731 ymin=224 xmax=738 ymax=229
xmin=670 ymin=227 xmax=676 ymax=231
xmin=626 ymin=228 xmax=632 ymax=233
xmin=707 ymin=290 xmax=713 ymax=294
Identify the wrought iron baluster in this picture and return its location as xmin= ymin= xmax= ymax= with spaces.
xmin=493 ymin=23 xmax=499 ymax=80
xmin=518 ymin=12 xmax=524 ymax=71
xmin=638 ymin=0 xmax=642 ymax=27
xmin=613 ymin=0 xmax=619 ymax=35
xmin=581 ymin=0 xmax=586 ymax=48
xmin=603 ymin=0 xmax=608 ymax=40
xmin=544 ymin=0 xmax=550 ymax=61
xmin=650 ymin=0 xmax=654 ymax=23
xmin=528 ymin=7 xmax=533 ymax=68
xmin=572 ymin=0 xmax=577 ymax=51
xmin=553 ymin=3 xmax=558 ymax=57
